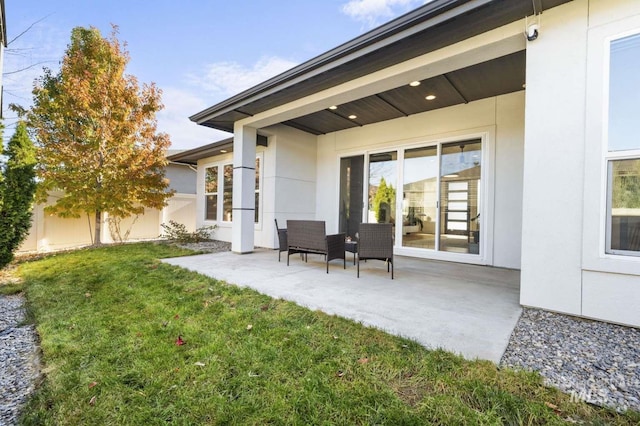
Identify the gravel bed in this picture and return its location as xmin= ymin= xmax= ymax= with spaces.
xmin=501 ymin=308 xmax=640 ymax=413
xmin=175 ymin=240 xmax=231 ymax=253
xmin=0 ymin=294 xmax=40 ymax=426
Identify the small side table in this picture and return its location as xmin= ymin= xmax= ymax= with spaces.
xmin=345 ymin=240 xmax=358 ymax=265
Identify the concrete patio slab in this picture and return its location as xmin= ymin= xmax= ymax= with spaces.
xmin=163 ymin=249 xmax=521 ymax=363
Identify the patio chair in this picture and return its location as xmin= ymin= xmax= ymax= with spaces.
xmin=357 ymin=223 xmax=394 ymax=279
xmin=274 ymin=219 xmax=288 ymax=262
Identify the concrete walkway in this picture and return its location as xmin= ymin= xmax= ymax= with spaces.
xmin=163 ymin=249 xmax=522 ymax=363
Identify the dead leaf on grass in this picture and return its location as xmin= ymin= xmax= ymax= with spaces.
xmin=88 ymin=381 xmax=98 ymax=389
xmin=246 ymin=324 xmax=253 ymax=331
xmin=336 ymin=371 xmax=345 ymax=378
xmin=194 ymin=362 xmax=206 ymax=367
xmin=89 ymin=396 xmax=97 ymax=406
xmin=260 ymin=304 xmax=270 ymax=311
xmin=357 ymin=357 xmax=370 ymax=364
xmin=545 ymin=401 xmax=562 ymax=414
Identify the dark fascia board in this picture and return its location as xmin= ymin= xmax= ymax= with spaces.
xmin=167 ymin=135 xmax=268 ymax=164
xmin=190 ymin=0 xmax=479 ymax=124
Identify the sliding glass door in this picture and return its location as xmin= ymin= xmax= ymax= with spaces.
xmin=368 ymin=151 xmax=397 ymax=225
xmin=440 ymin=140 xmax=481 ymax=254
xmin=402 ymin=146 xmax=438 ymax=249
xmin=401 ymin=139 xmax=482 ymax=254
xmin=339 ymin=155 xmax=364 ymax=239
xmin=339 ymin=138 xmax=483 ymax=256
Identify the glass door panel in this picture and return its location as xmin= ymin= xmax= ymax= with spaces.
xmin=440 ymin=140 xmax=481 ymax=254
xmin=402 ymin=146 xmax=437 ymax=249
xmin=368 ymin=151 xmax=397 ymax=225
xmin=339 ymin=155 xmax=364 ymax=239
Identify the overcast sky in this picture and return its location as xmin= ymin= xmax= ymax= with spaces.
xmin=3 ymin=0 xmax=429 ymax=150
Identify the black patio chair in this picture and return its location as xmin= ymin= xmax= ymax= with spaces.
xmin=357 ymin=223 xmax=394 ymax=279
xmin=274 ymin=219 xmax=288 ymax=262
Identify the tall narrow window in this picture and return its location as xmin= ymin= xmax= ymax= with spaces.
xmin=204 ymin=166 xmax=218 ymax=221
xmin=339 ymin=155 xmax=364 ymax=239
xmin=255 ymin=158 xmax=260 ymax=223
xmin=402 ymin=146 xmax=437 ymax=249
xmin=223 ymin=164 xmax=233 ymax=222
xmin=606 ymin=33 xmax=640 ymax=255
xmin=440 ymin=140 xmax=481 ymax=254
xmin=368 ymin=151 xmax=397 ymax=224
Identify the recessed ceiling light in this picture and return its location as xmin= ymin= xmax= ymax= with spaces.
xmin=329 ymin=105 xmax=338 ymax=110
xmin=220 ymin=149 xmax=228 ymax=153
xmin=425 ymin=94 xmax=436 ymax=101
xmin=348 ymin=114 xmax=357 ymax=120
xmin=409 ymin=81 xmax=421 ymax=87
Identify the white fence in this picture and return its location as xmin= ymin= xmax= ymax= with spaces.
xmin=18 ymin=192 xmax=197 ymax=253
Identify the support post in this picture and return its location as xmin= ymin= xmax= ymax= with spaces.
xmin=232 ymin=124 xmax=257 ymax=253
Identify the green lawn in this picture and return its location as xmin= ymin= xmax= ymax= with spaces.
xmin=8 ymin=243 xmax=639 ymax=425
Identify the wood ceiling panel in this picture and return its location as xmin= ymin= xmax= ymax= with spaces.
xmin=286 ymin=110 xmax=360 ymax=135
xmin=378 ymin=74 xmax=467 ymax=115
xmin=445 ymin=51 xmax=526 ymax=102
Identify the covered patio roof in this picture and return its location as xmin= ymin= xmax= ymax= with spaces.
xmin=167 ymin=134 xmax=268 ymax=165
xmin=191 ymin=0 xmax=572 ymax=135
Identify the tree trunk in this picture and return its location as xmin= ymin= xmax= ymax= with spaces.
xmin=94 ymin=210 xmax=102 ymax=245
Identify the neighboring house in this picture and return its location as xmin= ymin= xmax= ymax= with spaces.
xmin=19 ymin=160 xmax=197 ymax=252
xmin=177 ymin=0 xmax=640 ymax=328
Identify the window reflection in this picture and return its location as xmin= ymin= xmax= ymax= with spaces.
xmin=368 ymin=151 xmax=397 ymax=225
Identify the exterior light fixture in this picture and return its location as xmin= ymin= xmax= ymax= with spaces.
xmin=329 ymin=105 xmax=338 ymax=110
xmin=220 ymin=150 xmax=228 ymax=153
xmin=409 ymin=81 xmax=421 ymax=87
xmin=348 ymin=114 xmax=357 ymax=119
xmin=425 ymin=94 xmax=436 ymax=101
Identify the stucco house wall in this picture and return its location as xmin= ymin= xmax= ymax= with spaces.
xmin=520 ymin=0 xmax=640 ymax=327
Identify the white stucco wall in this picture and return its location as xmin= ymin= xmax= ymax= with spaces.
xmin=264 ymin=125 xmax=319 ymax=247
xmin=195 ymin=127 xmax=316 ymax=249
xmin=316 ymin=92 xmax=525 ymax=268
xmin=521 ymin=0 xmax=640 ymax=327
xmin=197 ymin=146 xmax=267 ymax=246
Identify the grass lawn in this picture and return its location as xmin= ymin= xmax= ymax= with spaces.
xmin=7 ymin=243 xmax=639 ymax=425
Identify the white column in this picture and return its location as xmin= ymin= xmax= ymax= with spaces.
xmin=232 ymin=124 xmax=257 ymax=253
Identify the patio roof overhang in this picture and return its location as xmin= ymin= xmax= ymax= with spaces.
xmin=191 ymin=0 xmax=572 ymax=136
xmin=167 ymin=135 xmax=268 ymax=165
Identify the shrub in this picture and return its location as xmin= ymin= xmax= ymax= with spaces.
xmin=160 ymin=220 xmax=216 ymax=243
xmin=0 ymin=122 xmax=37 ymax=268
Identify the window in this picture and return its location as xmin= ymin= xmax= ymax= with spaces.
xmin=204 ymin=166 xmax=218 ymax=221
xmin=605 ymin=33 xmax=640 ymax=255
xmin=255 ymin=158 xmax=260 ymax=223
xmin=204 ymin=156 xmax=261 ymax=224
xmin=223 ymin=164 xmax=233 ymax=222
xmin=368 ymin=151 xmax=397 ymax=225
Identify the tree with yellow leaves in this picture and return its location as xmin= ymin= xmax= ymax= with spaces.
xmin=27 ymin=26 xmax=173 ymax=244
